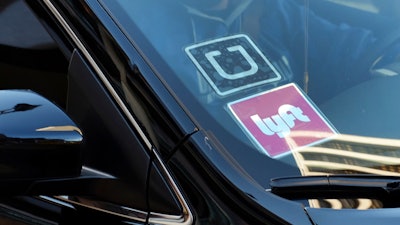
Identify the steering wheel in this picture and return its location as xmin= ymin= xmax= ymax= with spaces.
xmin=363 ymin=28 xmax=400 ymax=76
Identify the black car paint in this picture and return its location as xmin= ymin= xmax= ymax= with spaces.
xmin=8 ymin=0 xmax=400 ymax=225
xmin=21 ymin=0 xmax=307 ymax=224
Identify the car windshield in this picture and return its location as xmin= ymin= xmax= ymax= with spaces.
xmin=99 ymin=0 xmax=400 ymax=208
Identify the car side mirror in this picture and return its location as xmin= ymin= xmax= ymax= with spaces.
xmin=0 ymin=89 xmax=83 ymax=179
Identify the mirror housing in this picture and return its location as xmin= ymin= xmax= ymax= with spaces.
xmin=0 ymin=90 xmax=83 ymax=179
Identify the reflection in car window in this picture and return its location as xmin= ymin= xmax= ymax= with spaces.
xmin=100 ymin=0 xmax=400 ymax=209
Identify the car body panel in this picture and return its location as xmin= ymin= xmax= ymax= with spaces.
xmin=3 ymin=0 xmax=400 ymax=224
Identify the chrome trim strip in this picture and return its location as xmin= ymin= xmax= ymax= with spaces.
xmin=149 ymin=149 xmax=193 ymax=225
xmin=42 ymin=0 xmax=152 ymax=150
xmin=39 ymin=196 xmax=75 ymax=209
xmin=41 ymin=1 xmax=193 ymax=224
xmin=54 ymin=196 xmax=148 ymax=222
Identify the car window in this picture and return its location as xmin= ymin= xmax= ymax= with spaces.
xmin=100 ymin=0 xmax=400 ymax=209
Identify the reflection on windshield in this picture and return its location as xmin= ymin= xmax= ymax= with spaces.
xmin=292 ymin=133 xmax=400 ymax=209
xmin=313 ymin=198 xmax=383 ymax=209
xmin=293 ymin=133 xmax=400 ymax=176
xmin=104 ymin=0 xmax=400 ymax=210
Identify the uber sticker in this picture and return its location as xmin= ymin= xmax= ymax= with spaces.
xmin=185 ymin=34 xmax=281 ymax=96
xmin=228 ymin=83 xmax=337 ymax=157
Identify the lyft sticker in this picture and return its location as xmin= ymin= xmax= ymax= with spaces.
xmin=185 ymin=34 xmax=281 ymax=95
xmin=228 ymin=83 xmax=337 ymax=157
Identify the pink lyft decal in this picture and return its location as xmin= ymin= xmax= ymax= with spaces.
xmin=228 ymin=83 xmax=337 ymax=157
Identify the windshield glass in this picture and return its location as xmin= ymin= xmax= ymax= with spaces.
xmin=100 ymin=0 xmax=400 ymax=209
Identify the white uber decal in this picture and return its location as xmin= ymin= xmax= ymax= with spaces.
xmin=185 ymin=34 xmax=282 ymax=95
xmin=205 ymin=45 xmax=259 ymax=79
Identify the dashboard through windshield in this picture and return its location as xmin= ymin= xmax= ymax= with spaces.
xmin=99 ymin=0 xmax=400 ymax=209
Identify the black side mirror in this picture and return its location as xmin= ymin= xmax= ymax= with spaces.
xmin=0 ymin=89 xmax=83 ymax=179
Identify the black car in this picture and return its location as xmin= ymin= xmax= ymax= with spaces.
xmin=2 ymin=0 xmax=400 ymax=224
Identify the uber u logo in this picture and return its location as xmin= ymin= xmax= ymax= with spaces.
xmin=251 ymin=104 xmax=311 ymax=138
xmin=185 ymin=34 xmax=282 ymax=95
xmin=205 ymin=45 xmax=258 ymax=79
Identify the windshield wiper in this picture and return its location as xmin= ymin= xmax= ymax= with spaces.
xmin=269 ymin=175 xmax=400 ymax=200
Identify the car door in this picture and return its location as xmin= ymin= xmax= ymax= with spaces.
xmin=21 ymin=0 xmax=195 ymax=224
